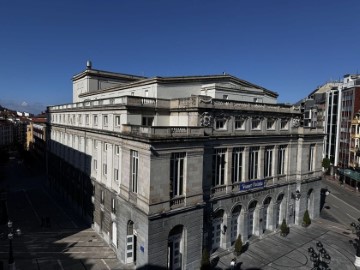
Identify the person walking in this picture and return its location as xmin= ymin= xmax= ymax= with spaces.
xmin=230 ymin=258 xmax=236 ymax=269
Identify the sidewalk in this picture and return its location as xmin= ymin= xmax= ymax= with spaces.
xmin=213 ymin=218 xmax=358 ymax=270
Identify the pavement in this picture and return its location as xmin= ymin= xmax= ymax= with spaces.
xmin=214 ymin=218 xmax=359 ymax=270
xmin=1 ymin=156 xmax=360 ymax=270
xmin=0 ymin=156 xmax=123 ymax=270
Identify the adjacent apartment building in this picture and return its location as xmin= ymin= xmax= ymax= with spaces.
xmin=46 ymin=63 xmax=324 ymax=269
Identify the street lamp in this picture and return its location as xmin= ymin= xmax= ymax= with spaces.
xmin=349 ymin=218 xmax=360 ymax=266
xmin=307 ymin=241 xmax=331 ymax=270
xmin=7 ymin=220 xmax=21 ymax=270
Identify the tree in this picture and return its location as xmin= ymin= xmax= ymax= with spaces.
xmin=303 ymin=209 xmax=311 ymax=227
xmin=280 ymin=218 xmax=289 ymax=236
xmin=322 ymin=158 xmax=331 ymax=174
xmin=234 ymin=234 xmax=243 ymax=256
xmin=200 ymin=248 xmax=211 ymax=270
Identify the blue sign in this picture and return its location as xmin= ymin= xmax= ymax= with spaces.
xmin=240 ymin=180 xmax=265 ymax=191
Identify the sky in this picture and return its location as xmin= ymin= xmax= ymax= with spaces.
xmin=1 ymin=0 xmax=360 ymax=114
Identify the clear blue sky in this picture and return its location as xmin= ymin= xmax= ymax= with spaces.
xmin=1 ymin=0 xmax=360 ymax=114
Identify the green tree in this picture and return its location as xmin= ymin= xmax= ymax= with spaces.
xmin=234 ymin=234 xmax=243 ymax=256
xmin=322 ymin=158 xmax=331 ymax=174
xmin=200 ymin=248 xmax=210 ymax=270
xmin=303 ymin=210 xmax=311 ymax=227
xmin=280 ymin=218 xmax=289 ymax=236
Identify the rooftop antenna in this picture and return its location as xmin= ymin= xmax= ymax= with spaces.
xmin=86 ymin=60 xmax=92 ymax=70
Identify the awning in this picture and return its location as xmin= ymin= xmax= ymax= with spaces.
xmin=338 ymin=168 xmax=360 ymax=182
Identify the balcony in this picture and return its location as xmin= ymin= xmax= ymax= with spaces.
xmin=48 ymin=96 xmax=170 ymax=112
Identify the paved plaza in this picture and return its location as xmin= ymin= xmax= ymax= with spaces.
xmin=215 ymin=218 xmax=359 ymax=270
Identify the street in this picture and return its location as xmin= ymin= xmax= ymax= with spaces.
xmin=321 ymin=176 xmax=360 ymax=227
xmin=0 ymin=157 xmax=122 ymax=270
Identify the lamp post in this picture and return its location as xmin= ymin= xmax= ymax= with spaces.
xmin=349 ymin=218 xmax=360 ymax=266
xmin=307 ymin=241 xmax=331 ymax=270
xmin=7 ymin=220 xmax=21 ymax=270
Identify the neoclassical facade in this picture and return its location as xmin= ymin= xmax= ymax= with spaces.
xmin=46 ymin=63 xmax=324 ymax=269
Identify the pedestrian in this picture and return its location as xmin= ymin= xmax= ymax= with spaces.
xmin=230 ymin=258 xmax=236 ymax=270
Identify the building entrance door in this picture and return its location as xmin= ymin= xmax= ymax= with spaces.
xmin=211 ymin=218 xmax=222 ymax=250
xmin=168 ymin=234 xmax=182 ymax=270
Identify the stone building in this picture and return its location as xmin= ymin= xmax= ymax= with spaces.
xmin=46 ymin=63 xmax=324 ymax=269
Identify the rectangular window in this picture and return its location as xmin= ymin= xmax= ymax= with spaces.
xmin=212 ymin=149 xmax=226 ymax=186
xmin=103 ymin=164 xmax=107 ymax=176
xmin=115 ymin=145 xmax=120 ymax=155
xmin=93 ymin=140 xmax=97 ymax=149
xmin=130 ymin=150 xmax=139 ymax=193
xmin=309 ymin=144 xmax=315 ymax=171
xmin=104 ymin=143 xmax=109 ymax=152
xmin=235 ymin=118 xmax=245 ymax=130
xmin=170 ymin=153 xmax=185 ymax=198
xmin=145 ymin=90 xmax=149 ymax=97
xmin=280 ymin=119 xmax=288 ymax=130
xmin=142 ymin=117 xmax=154 ymax=126
xmin=232 ymin=148 xmax=243 ymax=183
xmin=277 ymin=145 xmax=286 ymax=175
xmin=264 ymin=147 xmax=273 ymax=177
xmin=114 ymin=168 xmax=119 ymax=181
xmin=94 ymin=115 xmax=98 ymax=126
xmin=251 ymin=118 xmax=261 ymax=130
xmin=111 ymin=198 xmax=116 ymax=213
xmin=100 ymin=190 xmax=104 ymax=204
xmin=115 ymin=115 xmax=121 ymax=126
xmin=215 ymin=119 xmax=226 ymax=130
xmin=248 ymin=147 xmax=259 ymax=179
xmin=78 ymin=115 xmax=82 ymax=125
xmin=94 ymin=159 xmax=98 ymax=171
xmin=267 ymin=119 xmax=275 ymax=130
xmin=223 ymin=95 xmax=228 ymax=100
xmin=85 ymin=114 xmax=89 ymax=125
xmin=103 ymin=115 xmax=108 ymax=126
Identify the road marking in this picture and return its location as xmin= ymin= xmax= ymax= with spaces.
xmin=346 ymin=213 xmax=358 ymax=222
xmin=101 ymin=259 xmax=111 ymax=270
xmin=329 ymin=193 xmax=360 ymax=215
xmin=57 ymin=259 xmax=65 ymax=270
xmin=23 ymin=189 xmax=41 ymax=223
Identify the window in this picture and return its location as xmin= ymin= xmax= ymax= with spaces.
xmin=93 ymin=139 xmax=97 ymax=149
xmin=280 ymin=119 xmax=288 ymax=130
xmin=115 ymin=145 xmax=120 ymax=155
xmin=215 ymin=119 xmax=226 ymax=130
xmin=130 ymin=150 xmax=139 ymax=193
xmin=145 ymin=90 xmax=149 ymax=97
xmin=277 ymin=145 xmax=286 ymax=175
xmin=85 ymin=114 xmax=89 ymax=125
xmin=232 ymin=148 xmax=243 ymax=183
xmin=94 ymin=115 xmax=98 ymax=126
xmin=94 ymin=159 xmax=98 ymax=170
xmin=248 ymin=147 xmax=259 ymax=179
xmin=212 ymin=149 xmax=226 ymax=186
xmin=100 ymin=190 xmax=104 ymax=204
xmin=78 ymin=115 xmax=82 ymax=125
xmin=235 ymin=118 xmax=245 ymax=130
xmin=223 ymin=95 xmax=228 ymax=100
xmin=131 ymin=91 xmax=135 ymax=96
xmin=103 ymin=164 xmax=107 ymax=176
xmin=104 ymin=143 xmax=109 ymax=152
xmin=170 ymin=153 xmax=185 ymax=198
xmin=115 ymin=115 xmax=121 ymax=126
xmin=114 ymin=168 xmax=119 ymax=181
xmin=267 ymin=119 xmax=275 ymax=130
xmin=309 ymin=144 xmax=315 ymax=171
xmin=251 ymin=118 xmax=261 ymax=130
xmin=142 ymin=117 xmax=154 ymax=126
xmin=103 ymin=115 xmax=108 ymax=126
xmin=111 ymin=198 xmax=116 ymax=213
xmin=264 ymin=147 xmax=273 ymax=177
